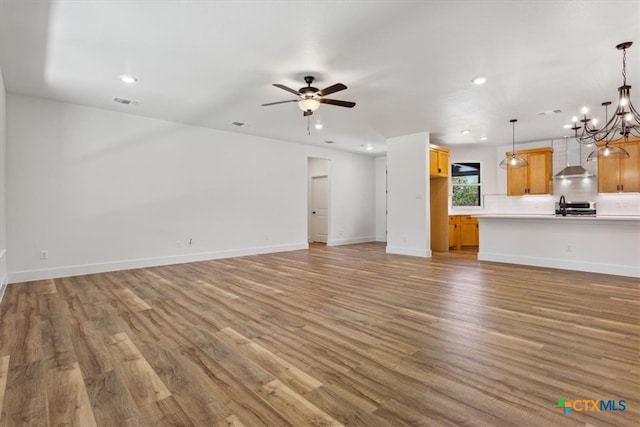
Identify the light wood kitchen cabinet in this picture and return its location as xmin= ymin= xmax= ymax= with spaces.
xmin=506 ymin=147 xmax=553 ymax=196
xmin=430 ymin=146 xmax=450 ymax=177
xmin=598 ymin=138 xmax=640 ymax=193
xmin=449 ymin=215 xmax=478 ymax=249
xmin=460 ymin=216 xmax=479 ymax=246
xmin=448 ymin=216 xmax=459 ymax=249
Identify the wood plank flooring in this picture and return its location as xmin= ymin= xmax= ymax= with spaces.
xmin=0 ymin=242 xmax=638 ymax=426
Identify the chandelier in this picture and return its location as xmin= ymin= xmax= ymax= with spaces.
xmin=571 ymin=41 xmax=638 ymax=160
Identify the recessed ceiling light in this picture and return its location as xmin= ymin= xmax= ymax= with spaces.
xmin=461 ymin=129 xmax=471 ymax=134
xmin=365 ymin=145 xmax=373 ymax=151
xmin=231 ymin=121 xmax=246 ymax=127
xmin=480 ymin=136 xmax=488 ymax=141
xmin=315 ymin=123 xmax=323 ymax=130
xmin=119 ymin=75 xmax=138 ymax=84
xmin=472 ymin=76 xmax=487 ymax=85
xmin=563 ymin=124 xmax=572 ymax=129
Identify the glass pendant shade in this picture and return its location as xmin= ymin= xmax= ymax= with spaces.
xmin=499 ymin=119 xmax=528 ymax=169
xmin=586 ymin=143 xmax=630 ymax=161
xmin=499 ymin=154 xmax=528 ymax=169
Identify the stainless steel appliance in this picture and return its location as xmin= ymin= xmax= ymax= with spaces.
xmin=554 ymin=200 xmax=596 ymax=216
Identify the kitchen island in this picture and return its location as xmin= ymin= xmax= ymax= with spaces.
xmin=477 ymin=215 xmax=640 ymax=278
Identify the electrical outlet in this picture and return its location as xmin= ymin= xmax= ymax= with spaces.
xmin=176 ymin=241 xmax=181 ymax=248
xmin=566 ymin=245 xmax=572 ymax=253
xmin=40 ymin=250 xmax=48 ymax=260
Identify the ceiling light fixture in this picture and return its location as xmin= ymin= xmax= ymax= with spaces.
xmin=461 ymin=129 xmax=471 ymax=134
xmin=366 ymin=145 xmax=373 ymax=151
xmin=472 ymin=76 xmax=487 ymax=85
xmin=298 ymin=98 xmax=320 ymax=113
xmin=499 ymin=119 xmax=528 ymax=169
xmin=119 ymin=75 xmax=138 ymax=84
xmin=571 ymin=41 xmax=637 ymax=160
xmin=480 ymin=136 xmax=487 ymax=141
xmin=314 ymin=123 xmax=323 ymax=130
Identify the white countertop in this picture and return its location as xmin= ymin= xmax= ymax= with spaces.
xmin=476 ymin=214 xmax=640 ymax=221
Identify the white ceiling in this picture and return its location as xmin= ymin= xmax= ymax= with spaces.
xmin=1 ymin=1 xmax=639 ymax=155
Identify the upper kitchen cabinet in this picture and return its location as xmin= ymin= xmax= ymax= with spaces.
xmin=506 ymin=147 xmax=553 ymax=196
xmin=598 ymin=138 xmax=640 ymax=193
xmin=429 ymin=145 xmax=450 ymax=177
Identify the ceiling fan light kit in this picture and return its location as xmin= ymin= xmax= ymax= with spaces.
xmin=298 ymin=98 xmax=320 ymax=114
xmin=262 ymin=75 xmax=355 ymax=118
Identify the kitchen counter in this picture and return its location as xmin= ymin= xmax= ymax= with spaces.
xmin=476 ymin=215 xmax=640 ymax=278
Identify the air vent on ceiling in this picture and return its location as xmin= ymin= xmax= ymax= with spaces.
xmin=324 ymin=140 xmax=335 ymax=144
xmin=536 ymin=109 xmax=562 ymax=116
xmin=113 ymin=97 xmax=138 ymax=105
xmin=231 ymin=121 xmax=246 ymax=127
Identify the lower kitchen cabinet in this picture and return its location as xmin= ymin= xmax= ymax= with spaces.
xmin=449 ymin=215 xmax=478 ymax=250
xmin=448 ymin=216 xmax=459 ymax=249
xmin=460 ymin=216 xmax=479 ymax=246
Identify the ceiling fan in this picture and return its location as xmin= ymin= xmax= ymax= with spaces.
xmin=262 ymin=75 xmax=356 ymax=116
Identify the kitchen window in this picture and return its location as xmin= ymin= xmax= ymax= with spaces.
xmin=452 ymin=162 xmax=481 ymax=207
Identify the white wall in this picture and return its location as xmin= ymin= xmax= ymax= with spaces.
xmin=0 ymin=66 xmax=7 ymax=295
xmin=374 ymin=156 xmax=387 ymax=242
xmin=7 ymin=94 xmax=376 ymax=282
xmin=326 ymin=153 xmax=376 ymax=246
xmin=386 ymin=132 xmax=430 ymax=257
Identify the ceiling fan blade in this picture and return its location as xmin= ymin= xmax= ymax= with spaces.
xmin=303 ymin=110 xmax=313 ymax=117
xmin=318 ymin=83 xmax=347 ymax=97
xmin=319 ymin=98 xmax=356 ymax=108
xmin=261 ymin=100 xmax=298 ymax=106
xmin=273 ymin=83 xmax=301 ymax=96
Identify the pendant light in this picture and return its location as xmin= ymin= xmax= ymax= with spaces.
xmin=499 ymin=119 xmax=528 ymax=169
xmin=586 ymin=141 xmax=630 ymax=161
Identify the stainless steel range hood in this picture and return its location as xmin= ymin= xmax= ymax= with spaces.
xmin=555 ymin=137 xmax=594 ymax=178
xmin=555 ymin=164 xmax=593 ymax=178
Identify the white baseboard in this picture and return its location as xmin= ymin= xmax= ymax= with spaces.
xmin=478 ymin=252 xmax=640 ymax=278
xmin=8 ymin=242 xmax=309 ymax=283
xmin=385 ymin=246 xmax=431 ymax=258
xmin=326 ymin=236 xmax=376 ymax=246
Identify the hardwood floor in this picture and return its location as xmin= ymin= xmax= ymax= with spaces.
xmin=0 ymin=242 xmax=638 ymax=426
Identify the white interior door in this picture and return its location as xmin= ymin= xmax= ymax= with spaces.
xmin=311 ymin=176 xmax=329 ymax=243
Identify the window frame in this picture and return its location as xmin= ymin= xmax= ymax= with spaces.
xmin=451 ymin=162 xmax=483 ymax=208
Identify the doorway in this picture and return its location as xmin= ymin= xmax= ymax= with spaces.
xmin=308 ymin=158 xmax=330 ymax=243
